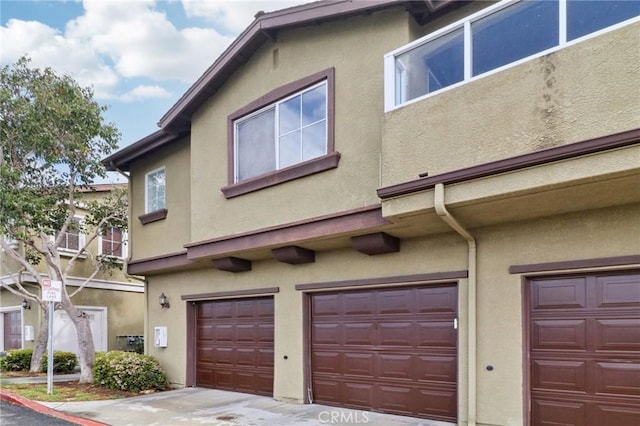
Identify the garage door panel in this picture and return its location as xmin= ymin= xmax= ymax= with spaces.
xmin=532 ymin=399 xmax=586 ymax=426
xmin=344 ymin=322 xmax=375 ymax=345
xmin=596 ymin=275 xmax=640 ymax=308
xmin=379 ymin=322 xmax=413 ymax=346
xmin=378 ymin=353 xmax=412 ymax=380
xmin=532 ymin=319 xmax=587 ymax=350
xmin=416 ymin=288 xmax=457 ymax=313
xmin=378 ymin=385 xmax=412 ymax=414
xmin=214 ymin=347 xmax=234 ymax=365
xmin=344 ymin=352 xmax=375 ymax=376
xmin=312 ymin=351 xmax=340 ymax=373
xmin=343 ymin=292 xmax=375 ymax=315
xmin=311 ymin=284 xmax=457 ymax=421
xmin=258 ymin=324 xmax=274 ymax=342
xmin=344 ymin=382 xmax=374 ymax=407
xmin=313 ymin=379 xmax=340 ymax=402
xmin=236 ymin=348 xmax=256 ymax=366
xmin=416 ymin=355 xmax=458 ymax=383
xmin=416 ymin=388 xmax=458 ymax=419
xmin=595 ymin=361 xmax=640 ymax=396
xmin=532 ymin=360 xmax=587 ymax=392
xmin=312 ymin=294 xmax=341 ymax=316
xmin=532 ymin=279 xmax=588 ymax=310
xmin=595 ymin=318 xmax=640 ymax=351
xmin=196 ymin=297 xmax=273 ymax=396
xmin=417 ymin=321 xmax=457 ymax=348
xmin=592 ymin=403 xmax=640 ymax=426
xmin=313 ymin=323 xmax=342 ymax=344
xmin=377 ymin=289 xmax=414 ymax=315
xmin=214 ymin=324 xmax=234 ymax=341
xmin=211 ymin=301 xmax=234 ymax=319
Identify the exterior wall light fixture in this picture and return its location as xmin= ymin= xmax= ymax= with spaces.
xmin=159 ymin=293 xmax=170 ymax=309
xmin=21 ymin=299 xmax=31 ymax=310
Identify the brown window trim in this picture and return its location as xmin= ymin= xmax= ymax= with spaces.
xmin=221 ymin=152 xmax=340 ymax=198
xmin=138 ymin=208 xmax=168 ymax=225
xmin=223 ymin=67 xmax=336 ymax=199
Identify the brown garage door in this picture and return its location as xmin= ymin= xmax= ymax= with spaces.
xmin=196 ymin=297 xmax=274 ymax=396
xmin=310 ymin=284 xmax=458 ymax=422
xmin=529 ymin=272 xmax=640 ymax=425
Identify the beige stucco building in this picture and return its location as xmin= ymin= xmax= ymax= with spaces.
xmin=1 ymin=184 xmax=144 ymax=355
xmin=104 ymin=1 xmax=640 ymax=425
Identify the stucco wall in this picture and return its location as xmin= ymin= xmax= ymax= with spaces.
xmin=188 ymin=10 xmax=411 ymax=242
xmin=382 ymin=22 xmax=640 ymax=187
xmin=129 ymin=137 xmax=191 ymax=260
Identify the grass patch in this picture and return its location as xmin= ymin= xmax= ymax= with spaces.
xmin=0 ymin=381 xmax=138 ymax=402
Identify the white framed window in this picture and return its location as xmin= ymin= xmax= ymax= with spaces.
xmin=98 ymin=226 xmax=128 ymax=259
xmin=385 ymin=0 xmax=640 ymax=110
xmin=233 ymin=81 xmax=328 ymax=183
xmin=145 ymin=167 xmax=166 ymax=213
xmin=56 ymin=217 xmax=85 ymax=254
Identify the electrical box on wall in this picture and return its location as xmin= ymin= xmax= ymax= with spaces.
xmin=24 ymin=325 xmax=35 ymax=341
xmin=154 ymin=326 xmax=168 ymax=347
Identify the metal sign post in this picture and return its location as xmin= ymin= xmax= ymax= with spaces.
xmin=42 ymin=279 xmax=62 ymax=395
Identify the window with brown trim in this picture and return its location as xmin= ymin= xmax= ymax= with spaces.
xmin=222 ymin=68 xmax=338 ymax=198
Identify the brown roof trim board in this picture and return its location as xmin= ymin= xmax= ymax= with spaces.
xmin=103 ymin=130 xmax=182 ymax=172
xmin=378 ymin=128 xmax=640 ymax=199
xmin=127 ymin=250 xmax=195 ymax=275
xmin=186 ymin=204 xmax=390 ymax=261
xmin=509 ymin=255 xmax=640 ymax=274
xmin=295 ymin=270 xmax=468 ymax=291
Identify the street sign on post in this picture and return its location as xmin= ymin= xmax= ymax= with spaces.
xmin=42 ymin=279 xmax=62 ymax=302
xmin=42 ymin=279 xmax=62 ymax=394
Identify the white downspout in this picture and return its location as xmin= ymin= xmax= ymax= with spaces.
xmin=434 ymin=183 xmax=477 ymax=426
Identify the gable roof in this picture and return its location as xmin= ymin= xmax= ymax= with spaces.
xmin=104 ymin=0 xmax=458 ymax=171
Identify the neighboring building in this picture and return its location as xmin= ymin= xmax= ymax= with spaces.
xmin=103 ymin=1 xmax=640 ymax=425
xmin=0 ymin=184 xmax=144 ymax=355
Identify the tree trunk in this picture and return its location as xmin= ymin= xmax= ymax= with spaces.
xmin=29 ymin=305 xmax=49 ymax=373
xmin=64 ymin=304 xmax=95 ymax=383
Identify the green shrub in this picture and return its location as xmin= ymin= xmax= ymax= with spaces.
xmin=41 ymin=351 xmax=77 ymax=374
xmin=93 ymin=351 xmax=168 ymax=392
xmin=0 ymin=349 xmax=77 ymax=373
xmin=0 ymin=349 xmax=33 ymax=371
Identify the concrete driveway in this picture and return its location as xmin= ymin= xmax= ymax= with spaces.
xmin=40 ymin=387 xmax=453 ymax=426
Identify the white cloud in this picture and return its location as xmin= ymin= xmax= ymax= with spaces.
xmin=1 ymin=0 xmax=237 ymax=100
xmin=66 ymin=0 xmax=234 ymax=83
xmin=0 ymin=19 xmax=119 ymax=99
xmin=118 ymin=85 xmax=172 ymax=102
xmin=181 ymin=0 xmax=307 ymax=34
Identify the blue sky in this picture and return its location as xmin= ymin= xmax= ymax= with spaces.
xmin=0 ymin=0 xmax=305 ymax=181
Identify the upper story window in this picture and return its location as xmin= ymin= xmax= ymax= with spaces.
xmin=236 ymin=82 xmax=327 ymax=182
xmin=222 ymin=68 xmax=338 ymax=199
xmin=56 ymin=217 xmax=85 ymax=254
xmin=99 ymin=226 xmax=127 ymax=259
xmin=145 ymin=167 xmax=166 ymax=213
xmin=386 ymin=0 xmax=640 ymax=110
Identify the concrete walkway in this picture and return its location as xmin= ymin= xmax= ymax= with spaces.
xmin=39 ymin=387 xmax=451 ymax=426
xmin=1 ymin=375 xmax=452 ymax=426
